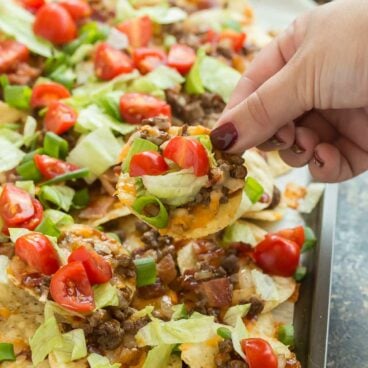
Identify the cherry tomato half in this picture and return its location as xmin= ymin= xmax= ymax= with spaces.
xmin=163 ymin=136 xmax=209 ymax=177
xmin=20 ymin=0 xmax=45 ymax=12
xmin=241 ymin=338 xmax=278 ymax=368
xmin=15 ymin=232 xmax=60 ymax=275
xmin=253 ymin=234 xmax=301 ymax=277
xmin=31 ymin=82 xmax=71 ymax=108
xmin=129 ymin=151 xmax=169 ymax=177
xmin=94 ymin=43 xmax=134 ymax=81
xmin=167 ymin=44 xmax=196 ymax=74
xmin=119 ymin=93 xmax=171 ymax=124
xmin=132 ymin=48 xmax=167 ymax=74
xmin=59 ymin=0 xmax=91 ymax=21
xmin=274 ymin=226 xmax=305 ymax=248
xmin=0 ymin=184 xmax=35 ymax=226
xmin=68 ymin=246 xmax=112 ymax=285
xmin=0 ymin=40 xmax=29 ymax=74
xmin=116 ymin=16 xmax=152 ymax=48
xmin=50 ymin=261 xmax=95 ymax=312
xmin=33 ymin=3 xmax=77 ymax=45
xmin=44 ymin=101 xmax=77 ymax=135
xmin=18 ymin=199 xmax=44 ymax=231
xmin=34 ymin=154 xmax=79 ymax=180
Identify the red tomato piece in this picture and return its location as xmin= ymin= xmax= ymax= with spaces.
xmin=94 ymin=43 xmax=134 ymax=81
xmin=50 ymin=261 xmax=95 ymax=312
xmin=44 ymin=101 xmax=77 ymax=135
xmin=68 ymin=246 xmax=112 ymax=285
xmin=33 ymin=3 xmax=77 ymax=45
xmin=167 ymin=44 xmax=196 ymax=74
xmin=129 ymin=151 xmax=169 ymax=177
xmin=19 ymin=199 xmax=44 ymax=231
xmin=0 ymin=40 xmax=29 ymax=74
xmin=220 ymin=30 xmax=246 ymax=52
xmin=119 ymin=93 xmax=171 ymax=124
xmin=15 ymin=232 xmax=60 ymax=275
xmin=34 ymin=154 xmax=79 ymax=180
xmin=20 ymin=0 xmax=45 ymax=12
xmin=0 ymin=184 xmax=34 ymax=226
xmin=116 ymin=16 xmax=153 ymax=48
xmin=274 ymin=226 xmax=305 ymax=248
xmin=132 ymin=48 xmax=166 ymax=74
xmin=253 ymin=234 xmax=301 ymax=277
xmin=241 ymin=338 xmax=278 ymax=368
xmin=58 ymin=0 xmax=91 ymax=21
xmin=163 ymin=136 xmax=209 ymax=177
xmin=31 ymin=82 xmax=71 ymax=108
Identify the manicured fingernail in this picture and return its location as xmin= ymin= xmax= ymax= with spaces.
xmin=210 ymin=122 xmax=238 ymax=150
xmin=268 ymin=134 xmax=284 ymax=146
xmin=313 ymin=151 xmax=324 ymax=167
xmin=291 ymin=143 xmax=305 ymax=154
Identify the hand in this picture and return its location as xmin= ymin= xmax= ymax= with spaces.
xmin=210 ymin=0 xmax=368 ymax=182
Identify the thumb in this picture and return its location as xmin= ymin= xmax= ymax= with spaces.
xmin=215 ymin=62 xmax=307 ymax=153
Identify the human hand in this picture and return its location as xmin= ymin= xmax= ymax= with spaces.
xmin=210 ymin=0 xmax=368 ymax=182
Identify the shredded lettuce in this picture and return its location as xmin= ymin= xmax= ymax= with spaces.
xmin=142 ymin=169 xmax=208 ymax=206
xmin=0 ymin=1 xmax=53 ymax=57
xmin=52 ymin=329 xmax=87 ymax=363
xmin=44 ymin=301 xmax=86 ymax=321
xmin=122 ymin=138 xmax=158 ymax=172
xmin=231 ymin=317 xmax=248 ymax=360
xmin=143 ymin=344 xmax=174 ymax=368
xmin=36 ymin=209 xmax=74 ymax=237
xmin=0 ymin=137 xmax=25 ymax=173
xmin=87 ymin=353 xmax=121 ymax=368
xmin=185 ymin=48 xmax=206 ymax=95
xmin=8 ymin=228 xmax=30 ymax=243
xmin=244 ymin=177 xmax=264 ymax=204
xmin=199 ymin=56 xmax=241 ymax=102
xmin=171 ymin=304 xmax=188 ymax=320
xmin=128 ymin=78 xmax=165 ymax=99
xmin=15 ymin=180 xmax=35 ymax=196
xmin=67 ymin=127 xmax=123 ymax=180
xmin=38 ymin=185 xmax=75 ymax=212
xmin=223 ymin=304 xmax=250 ymax=327
xmin=136 ymin=314 xmax=218 ymax=346
xmin=29 ymin=316 xmax=63 ymax=366
xmin=137 ymin=5 xmax=187 ymax=24
xmin=76 ymin=105 xmax=135 ymax=135
xmin=94 ymin=283 xmax=120 ymax=310
xmin=222 ymin=221 xmax=257 ymax=246
xmin=140 ymin=65 xmax=184 ymax=90
xmin=132 ymin=305 xmax=154 ymax=320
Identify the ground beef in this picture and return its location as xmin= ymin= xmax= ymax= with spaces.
xmin=89 ymin=0 xmax=115 ymax=22
xmin=245 ymin=297 xmax=265 ymax=319
xmin=139 ymin=127 xmax=170 ymax=145
xmin=113 ymin=254 xmax=136 ymax=278
xmin=0 ymin=242 xmax=15 ymax=258
xmin=141 ymin=116 xmax=171 ymax=130
xmin=221 ymin=254 xmax=240 ymax=275
xmin=215 ymin=340 xmax=249 ymax=368
xmin=22 ymin=273 xmax=50 ymax=295
xmin=137 ymin=279 xmax=166 ymax=299
xmin=267 ymin=185 xmax=281 ymax=209
xmin=91 ymin=319 xmax=124 ymax=350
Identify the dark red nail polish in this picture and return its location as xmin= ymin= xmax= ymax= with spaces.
xmin=291 ymin=143 xmax=305 ymax=154
xmin=210 ymin=122 xmax=238 ymax=150
xmin=313 ymin=151 xmax=324 ymax=167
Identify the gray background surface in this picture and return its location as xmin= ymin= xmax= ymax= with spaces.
xmin=327 ymin=173 xmax=368 ymax=367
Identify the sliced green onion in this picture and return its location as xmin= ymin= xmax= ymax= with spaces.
xmin=132 ymin=195 xmax=168 ymax=229
xmin=122 ymin=138 xmax=159 ymax=173
xmin=72 ymin=188 xmax=90 ymax=209
xmin=16 ymin=159 xmax=42 ymax=181
xmin=41 ymin=168 xmax=89 ymax=186
xmin=4 ymin=85 xmax=32 ymax=110
xmin=244 ymin=177 xmax=264 ymax=204
xmin=0 ymin=74 xmax=9 ymax=88
xmin=277 ymin=324 xmax=294 ymax=346
xmin=44 ymin=52 xmax=69 ymax=75
xmin=35 ymin=216 xmax=61 ymax=238
xmin=0 ymin=343 xmax=16 ymax=362
xmin=21 ymin=148 xmax=44 ymax=163
xmin=43 ymin=132 xmax=69 ymax=159
xmin=294 ymin=266 xmax=307 ymax=281
xmin=301 ymin=227 xmax=317 ymax=253
xmin=133 ymin=257 xmax=157 ymax=287
xmin=217 ymin=327 xmax=232 ymax=340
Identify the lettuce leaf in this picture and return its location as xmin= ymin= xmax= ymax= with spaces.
xmin=29 ymin=316 xmax=63 ymax=366
xmin=223 ymin=304 xmax=250 ymax=327
xmin=52 ymin=329 xmax=87 ymax=363
xmin=137 ymin=6 xmax=187 ymax=24
xmin=142 ymin=65 xmax=184 ymax=90
xmin=38 ymin=185 xmax=75 ymax=212
xmin=185 ymin=48 xmax=206 ymax=95
xmin=231 ymin=317 xmax=248 ymax=360
xmin=143 ymin=345 xmax=174 ymax=368
xmin=87 ymin=353 xmax=121 ymax=368
xmin=0 ymin=1 xmax=53 ymax=57
xmin=94 ymin=283 xmax=120 ymax=310
xmin=8 ymin=228 xmax=30 ymax=243
xmin=122 ymin=138 xmax=158 ymax=172
xmin=222 ymin=221 xmax=257 ymax=246
xmin=142 ymin=169 xmax=208 ymax=206
xmin=0 ymin=137 xmax=25 ymax=173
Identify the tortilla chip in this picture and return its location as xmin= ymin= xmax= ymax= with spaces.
xmin=180 ymin=340 xmax=220 ymax=368
xmin=49 ymin=354 xmax=88 ymax=368
xmin=84 ymin=204 xmax=131 ymax=227
xmin=242 ymin=209 xmax=283 ymax=222
xmin=264 ymin=151 xmax=292 ymax=177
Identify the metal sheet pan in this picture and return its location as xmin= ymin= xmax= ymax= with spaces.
xmin=294 ymin=184 xmax=338 ymax=367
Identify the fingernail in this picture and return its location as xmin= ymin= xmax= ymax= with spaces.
xmin=269 ymin=134 xmax=284 ymax=146
xmin=210 ymin=122 xmax=238 ymax=150
xmin=291 ymin=143 xmax=305 ymax=154
xmin=313 ymin=151 xmax=324 ymax=167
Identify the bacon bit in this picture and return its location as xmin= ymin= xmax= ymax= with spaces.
xmin=200 ymin=277 xmax=232 ymax=308
xmin=157 ymin=254 xmax=177 ymax=285
xmin=7 ymin=62 xmax=42 ymax=85
xmin=79 ymin=195 xmax=114 ymax=220
xmin=284 ymin=183 xmax=307 ymax=209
